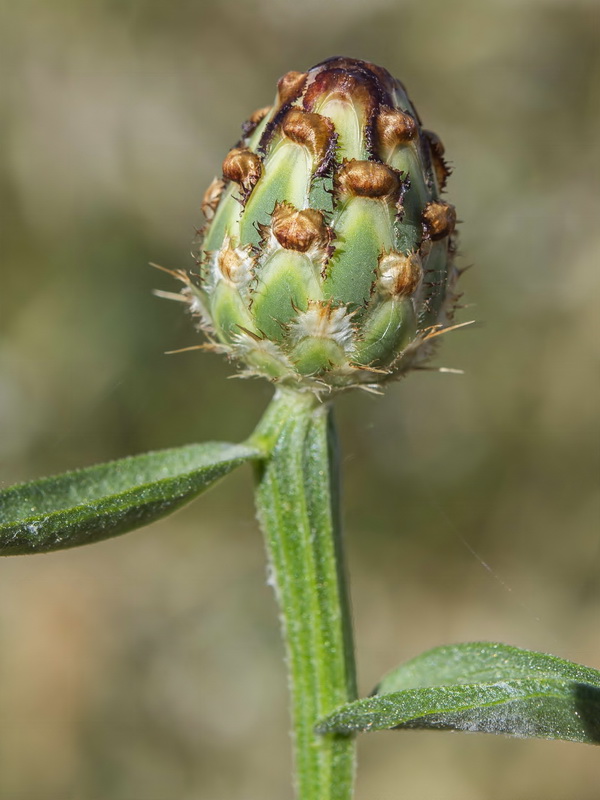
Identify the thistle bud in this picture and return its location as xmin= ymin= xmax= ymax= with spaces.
xmin=178 ymin=57 xmax=460 ymax=393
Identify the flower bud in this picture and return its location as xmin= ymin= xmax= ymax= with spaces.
xmin=178 ymin=57 xmax=460 ymax=393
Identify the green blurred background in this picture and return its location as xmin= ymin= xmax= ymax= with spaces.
xmin=1 ymin=0 xmax=599 ymax=797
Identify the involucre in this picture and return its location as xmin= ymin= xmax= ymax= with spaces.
xmin=169 ymin=57 xmax=460 ymax=394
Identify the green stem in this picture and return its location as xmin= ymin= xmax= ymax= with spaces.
xmin=249 ymin=389 xmax=357 ymax=800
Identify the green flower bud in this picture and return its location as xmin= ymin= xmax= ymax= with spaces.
xmin=175 ymin=57 xmax=461 ymax=394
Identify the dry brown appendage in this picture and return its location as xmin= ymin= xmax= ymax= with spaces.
xmin=424 ymin=129 xmax=451 ymax=191
xmin=242 ymin=106 xmax=272 ymax=138
xmin=216 ymin=241 xmax=254 ymax=288
xmin=376 ymin=107 xmax=418 ymax=151
xmin=271 ymin=202 xmax=330 ymax=253
xmin=281 ymin=109 xmax=336 ymax=172
xmin=335 ymin=159 xmax=401 ymax=200
xmin=312 ymin=56 xmax=406 ymax=104
xmin=377 ymin=251 xmax=423 ymax=297
xmin=201 ymin=177 xmax=226 ymax=221
xmin=303 ymin=67 xmax=380 ymax=116
xmin=222 ymin=147 xmax=262 ymax=198
xmin=277 ymin=70 xmax=309 ymax=106
xmin=421 ymin=200 xmax=456 ymax=240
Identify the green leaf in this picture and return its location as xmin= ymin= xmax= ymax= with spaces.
xmin=0 ymin=442 xmax=260 ymax=556
xmin=316 ymin=642 xmax=600 ymax=745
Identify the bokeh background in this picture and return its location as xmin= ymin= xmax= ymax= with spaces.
xmin=1 ymin=0 xmax=599 ymax=798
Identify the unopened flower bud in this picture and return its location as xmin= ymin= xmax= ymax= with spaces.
xmin=176 ymin=57 xmax=461 ymax=393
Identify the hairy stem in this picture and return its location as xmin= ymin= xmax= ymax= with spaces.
xmin=250 ymin=389 xmax=357 ymax=799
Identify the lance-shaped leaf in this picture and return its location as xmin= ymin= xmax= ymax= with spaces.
xmin=317 ymin=642 xmax=600 ymax=745
xmin=0 ymin=442 xmax=260 ymax=556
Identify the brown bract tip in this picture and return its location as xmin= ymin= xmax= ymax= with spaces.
xmin=217 ymin=241 xmax=253 ymax=288
xmin=217 ymin=246 xmax=241 ymax=283
xmin=242 ymin=106 xmax=272 ymax=137
xmin=422 ymin=200 xmax=456 ymax=240
xmin=423 ymin=129 xmax=451 ymax=190
xmin=271 ymin=202 xmax=330 ymax=253
xmin=336 ymin=159 xmax=400 ymax=200
xmin=377 ymin=251 xmax=423 ymax=297
xmin=277 ymin=71 xmax=308 ymax=106
xmin=376 ymin=107 xmax=417 ymax=153
xmin=281 ymin=109 xmax=335 ymax=167
xmin=201 ymin=177 xmax=225 ymax=220
xmin=222 ymin=147 xmax=262 ymax=197
xmin=249 ymin=106 xmax=272 ymax=126
xmin=309 ymin=57 xmax=399 ymax=107
xmin=303 ymin=68 xmax=378 ymax=119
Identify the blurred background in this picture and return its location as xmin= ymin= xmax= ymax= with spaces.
xmin=1 ymin=0 xmax=599 ymax=797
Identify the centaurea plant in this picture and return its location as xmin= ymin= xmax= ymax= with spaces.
xmin=1 ymin=58 xmax=599 ymax=799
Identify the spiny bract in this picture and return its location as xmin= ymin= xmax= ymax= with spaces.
xmin=171 ymin=57 xmax=461 ymax=394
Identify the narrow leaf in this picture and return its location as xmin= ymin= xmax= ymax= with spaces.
xmin=0 ymin=442 xmax=259 ymax=556
xmin=317 ymin=642 xmax=600 ymax=745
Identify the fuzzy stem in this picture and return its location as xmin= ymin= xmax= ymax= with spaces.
xmin=249 ymin=389 xmax=357 ymax=799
